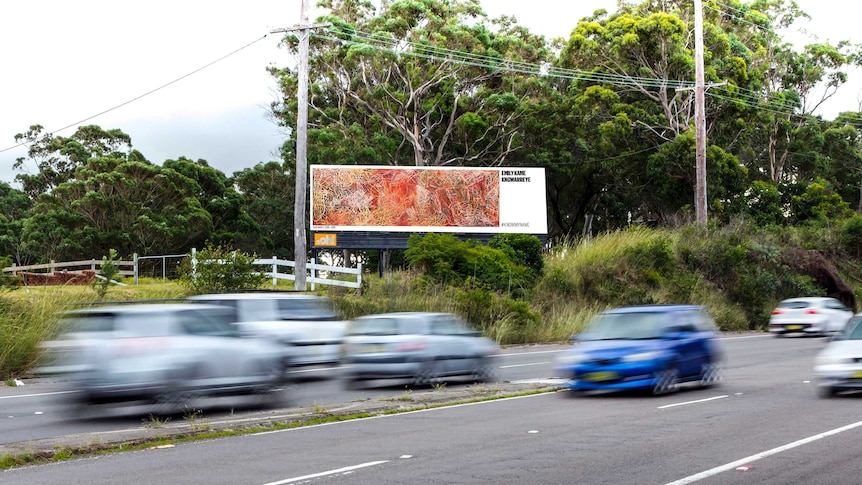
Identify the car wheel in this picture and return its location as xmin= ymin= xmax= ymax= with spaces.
xmin=652 ymin=367 xmax=679 ymax=395
xmin=343 ymin=377 xmax=364 ymax=390
xmin=817 ymin=385 xmax=837 ymax=399
xmin=700 ymin=362 xmax=724 ymax=388
xmin=471 ymin=357 xmax=498 ymax=383
xmin=413 ymin=361 xmax=441 ymax=387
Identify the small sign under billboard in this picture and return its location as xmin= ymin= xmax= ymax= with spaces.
xmin=314 ymin=233 xmax=337 ymax=247
xmin=310 ymin=165 xmax=547 ymax=234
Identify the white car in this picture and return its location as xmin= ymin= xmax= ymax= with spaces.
xmin=814 ymin=314 xmax=862 ymax=398
xmin=188 ymin=293 xmax=349 ymax=367
xmin=768 ymin=297 xmax=853 ymax=337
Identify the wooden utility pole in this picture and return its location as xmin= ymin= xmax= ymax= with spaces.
xmin=294 ymin=0 xmax=310 ymax=290
xmin=694 ymin=0 xmax=707 ymax=224
xmin=272 ymin=4 xmax=328 ymax=291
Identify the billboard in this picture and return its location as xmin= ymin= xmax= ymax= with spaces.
xmin=310 ymin=165 xmax=547 ymax=234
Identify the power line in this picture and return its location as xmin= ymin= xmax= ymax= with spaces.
xmin=0 ymin=34 xmax=271 ymax=155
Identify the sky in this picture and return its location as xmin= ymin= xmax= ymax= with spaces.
xmin=1 ymin=0 xmax=858 ymax=187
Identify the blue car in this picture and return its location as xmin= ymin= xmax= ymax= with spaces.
xmin=555 ymin=305 xmax=724 ymax=396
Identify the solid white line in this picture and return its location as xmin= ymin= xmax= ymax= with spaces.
xmin=719 ymin=334 xmax=771 ymax=340
xmin=664 ymin=419 xmax=862 ymax=484
xmin=657 ymin=395 xmax=728 ymax=409
xmin=260 ymin=460 xmax=388 ymax=485
xmin=0 ymin=390 xmax=76 ymax=400
xmin=499 ymin=362 xmax=550 ymax=369
xmin=495 ymin=349 xmax=567 ymax=357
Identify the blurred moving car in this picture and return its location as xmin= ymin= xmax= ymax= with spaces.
xmin=555 ymin=305 xmax=724 ymax=396
xmin=45 ymin=303 xmax=290 ymax=412
xmin=188 ymin=292 xmax=348 ymax=367
xmin=768 ymin=297 xmax=853 ymax=337
xmin=814 ymin=314 xmax=862 ymax=398
xmin=340 ymin=312 xmax=499 ymax=388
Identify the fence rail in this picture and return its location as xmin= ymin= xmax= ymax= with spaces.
xmin=3 ymin=252 xmax=363 ymax=290
xmin=1 ymin=259 xmax=135 ymax=277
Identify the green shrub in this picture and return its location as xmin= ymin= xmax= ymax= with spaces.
xmin=91 ymin=249 xmax=121 ymax=300
xmin=178 ymin=244 xmax=268 ymax=295
xmin=404 ymin=233 xmax=533 ymax=297
xmin=488 ymin=234 xmax=545 ymax=278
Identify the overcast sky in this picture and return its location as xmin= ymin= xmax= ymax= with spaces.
xmin=1 ymin=0 xmax=858 ymax=186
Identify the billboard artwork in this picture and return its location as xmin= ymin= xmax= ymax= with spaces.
xmin=310 ymin=165 xmax=547 ymax=234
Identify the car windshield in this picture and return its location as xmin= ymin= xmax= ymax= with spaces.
xmin=842 ymin=317 xmax=862 ymax=340
xmin=581 ymin=312 xmax=669 ymax=340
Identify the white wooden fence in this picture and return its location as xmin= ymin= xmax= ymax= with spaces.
xmin=3 ymin=252 xmax=363 ymax=290
xmin=188 ymin=248 xmax=363 ymax=290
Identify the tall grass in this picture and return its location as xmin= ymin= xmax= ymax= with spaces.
xmin=0 ymin=281 xmax=187 ymax=380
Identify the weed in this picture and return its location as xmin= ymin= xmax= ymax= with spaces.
xmin=431 ymin=382 xmax=447 ymax=392
xmin=143 ymin=414 xmax=170 ymax=429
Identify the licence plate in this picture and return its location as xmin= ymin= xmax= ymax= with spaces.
xmin=852 ymin=370 xmax=862 ymax=379
xmin=584 ymin=371 xmax=618 ymax=382
xmin=361 ymin=345 xmax=386 ymax=353
xmin=786 ymin=325 xmax=803 ymax=330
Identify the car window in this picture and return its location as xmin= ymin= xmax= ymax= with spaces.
xmin=119 ymin=313 xmax=172 ymax=337
xmin=178 ymin=310 xmax=238 ymax=337
xmin=430 ymin=316 xmax=470 ymax=336
xmin=64 ymin=313 xmax=116 ymax=333
xmin=825 ymin=300 xmax=849 ymax=311
xmin=275 ymin=297 xmax=339 ymax=321
xmin=198 ymin=300 xmax=240 ymax=321
xmin=778 ymin=301 xmax=811 ymax=309
xmin=348 ymin=317 xmax=400 ymax=336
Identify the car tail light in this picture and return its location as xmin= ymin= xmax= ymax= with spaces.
xmin=772 ymin=309 xmax=784 ymax=315
xmin=804 ymin=309 xmax=818 ymax=315
xmin=396 ymin=342 xmax=426 ymax=352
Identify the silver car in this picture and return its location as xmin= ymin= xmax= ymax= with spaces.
xmin=48 ymin=303 xmax=290 ymax=412
xmin=340 ymin=312 xmax=499 ymax=388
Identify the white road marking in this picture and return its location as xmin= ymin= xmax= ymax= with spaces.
xmin=499 ymin=362 xmax=551 ymax=369
xmin=719 ymin=334 xmax=772 ymax=340
xmin=657 ymin=395 xmax=728 ymax=409
xmin=494 ymin=349 xmax=568 ymax=357
xmin=259 ymin=460 xmax=388 ymax=485
xmin=0 ymin=390 xmax=76 ymax=400
xmin=664 ymin=419 xmax=862 ymax=484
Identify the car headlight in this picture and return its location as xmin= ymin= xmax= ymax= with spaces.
xmin=556 ymin=352 xmax=587 ymax=366
xmin=622 ymin=351 xmax=663 ymax=363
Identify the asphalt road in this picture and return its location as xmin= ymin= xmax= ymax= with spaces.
xmin=5 ymin=334 xmax=862 ymax=484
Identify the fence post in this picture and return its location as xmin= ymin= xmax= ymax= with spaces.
xmin=191 ymin=248 xmax=197 ymax=282
xmin=133 ymin=253 xmax=139 ymax=285
xmin=310 ymin=258 xmax=316 ymax=291
xmin=272 ymin=256 xmax=278 ymax=286
xmin=50 ymin=260 xmax=55 ymax=274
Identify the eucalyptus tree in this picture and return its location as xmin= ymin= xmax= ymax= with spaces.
xmin=23 ymin=158 xmax=212 ymax=260
xmin=232 ymin=161 xmax=295 ymax=256
xmin=554 ymin=1 xmax=751 ymax=224
xmin=12 ymin=124 xmax=135 ymax=198
xmin=163 ymin=156 xmax=257 ymax=249
xmin=0 ymin=182 xmax=32 ymax=265
xmin=270 ymin=0 xmax=552 ymax=168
